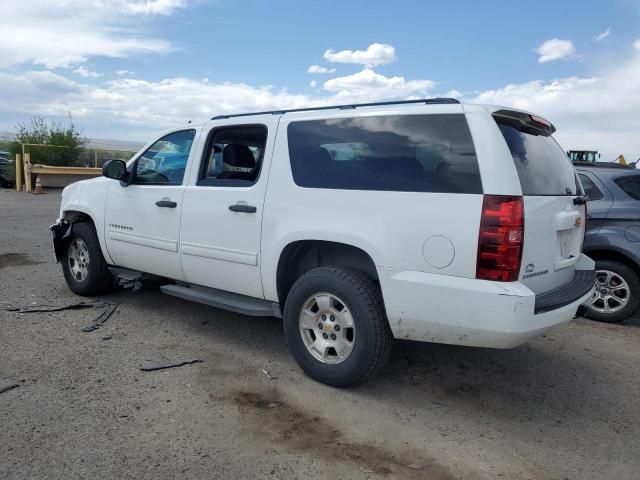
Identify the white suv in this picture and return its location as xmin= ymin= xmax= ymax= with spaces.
xmin=51 ymin=98 xmax=595 ymax=387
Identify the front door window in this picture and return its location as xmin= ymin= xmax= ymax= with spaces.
xmin=134 ymin=129 xmax=196 ymax=185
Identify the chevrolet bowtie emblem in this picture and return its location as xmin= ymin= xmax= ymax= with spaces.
xmin=575 ymin=217 xmax=582 ymax=227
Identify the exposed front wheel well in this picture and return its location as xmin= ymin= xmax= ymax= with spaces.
xmin=276 ymin=240 xmax=379 ymax=305
xmin=63 ymin=210 xmax=94 ymax=225
xmin=52 ymin=211 xmax=97 ymax=262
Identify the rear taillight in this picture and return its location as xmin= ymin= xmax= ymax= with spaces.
xmin=476 ymin=195 xmax=524 ymax=282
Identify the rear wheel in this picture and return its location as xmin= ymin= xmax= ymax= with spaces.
xmin=62 ymin=222 xmax=113 ymax=296
xmin=585 ymin=259 xmax=639 ymax=323
xmin=283 ymin=266 xmax=393 ymax=387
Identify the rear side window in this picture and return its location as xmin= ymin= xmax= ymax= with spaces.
xmin=578 ymin=174 xmax=604 ymax=201
xmin=497 ymin=120 xmax=577 ymax=196
xmin=614 ymin=175 xmax=640 ymax=200
xmin=287 ymin=114 xmax=482 ymax=193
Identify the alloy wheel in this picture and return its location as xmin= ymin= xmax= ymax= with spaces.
xmin=298 ymin=292 xmax=356 ymax=364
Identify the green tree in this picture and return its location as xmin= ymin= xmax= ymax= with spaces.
xmin=10 ymin=114 xmax=87 ymax=167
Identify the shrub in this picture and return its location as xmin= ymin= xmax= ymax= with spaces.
xmin=10 ymin=115 xmax=87 ymax=167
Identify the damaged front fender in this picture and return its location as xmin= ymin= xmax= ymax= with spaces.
xmin=50 ymin=219 xmax=71 ymax=263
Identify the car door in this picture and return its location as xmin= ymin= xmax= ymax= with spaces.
xmin=179 ymin=119 xmax=278 ymax=298
xmin=577 ymin=170 xmax=613 ymax=232
xmin=104 ymin=129 xmax=198 ymax=279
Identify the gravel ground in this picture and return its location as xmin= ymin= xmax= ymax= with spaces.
xmin=1 ymin=188 xmax=639 ymax=480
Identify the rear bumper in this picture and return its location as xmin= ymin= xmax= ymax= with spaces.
xmin=378 ymin=254 xmax=595 ymax=348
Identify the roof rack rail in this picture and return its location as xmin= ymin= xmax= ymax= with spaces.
xmin=210 ymin=97 xmax=460 ymax=120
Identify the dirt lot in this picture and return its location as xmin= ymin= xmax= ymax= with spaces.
xmin=1 ymin=188 xmax=639 ymax=480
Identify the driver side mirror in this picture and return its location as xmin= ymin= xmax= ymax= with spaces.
xmin=102 ymin=159 xmax=128 ymax=183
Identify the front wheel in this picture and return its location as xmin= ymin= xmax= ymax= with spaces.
xmin=62 ymin=222 xmax=113 ymax=296
xmin=585 ymin=259 xmax=640 ymax=323
xmin=283 ymin=266 xmax=393 ymax=387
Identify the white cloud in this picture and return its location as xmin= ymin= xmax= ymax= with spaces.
xmin=470 ymin=52 xmax=640 ymax=159
xmin=324 ymin=43 xmax=397 ymax=67
xmin=2 ymin=44 xmax=639 ymax=160
xmin=536 ymin=38 xmax=576 ymax=63
xmin=116 ymin=70 xmax=134 ymax=76
xmin=73 ymin=67 xmax=102 ymax=78
xmin=634 ymin=39 xmax=640 ymax=50
xmin=0 ymin=66 xmax=435 ymax=140
xmin=0 ymin=0 xmax=184 ymax=68
xmin=323 ymin=69 xmax=434 ymax=101
xmin=119 ymin=0 xmax=187 ymax=15
xmin=593 ymin=28 xmax=611 ymax=42
xmin=0 ymin=72 xmax=318 ymax=135
xmin=443 ymin=89 xmax=463 ymax=99
xmin=309 ymin=80 xmax=317 ymax=88
xmin=307 ymin=65 xmax=336 ymax=74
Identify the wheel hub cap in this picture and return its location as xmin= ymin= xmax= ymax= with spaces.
xmin=590 ymin=269 xmax=630 ymax=314
xmin=68 ymin=239 xmax=90 ymax=283
xmin=298 ymin=292 xmax=355 ymax=365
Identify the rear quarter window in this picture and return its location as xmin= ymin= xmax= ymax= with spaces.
xmin=614 ymin=175 xmax=640 ymax=200
xmin=497 ymin=120 xmax=577 ymax=196
xmin=287 ymin=114 xmax=482 ymax=193
xmin=578 ymin=173 xmax=604 ymax=201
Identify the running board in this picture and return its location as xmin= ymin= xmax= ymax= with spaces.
xmin=160 ymin=284 xmax=282 ymax=318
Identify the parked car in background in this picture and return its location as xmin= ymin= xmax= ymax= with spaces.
xmin=575 ymin=162 xmax=640 ymax=322
xmin=0 ymin=153 xmax=14 ymax=188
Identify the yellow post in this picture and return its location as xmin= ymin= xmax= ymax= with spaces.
xmin=24 ymin=153 xmax=32 ymax=193
xmin=15 ymin=154 xmax=22 ymax=192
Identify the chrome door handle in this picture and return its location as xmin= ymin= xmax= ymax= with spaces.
xmin=228 ymin=203 xmax=256 ymax=213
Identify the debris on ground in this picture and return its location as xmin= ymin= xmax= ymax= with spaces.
xmin=261 ymin=368 xmax=277 ymax=380
xmin=81 ymin=303 xmax=118 ymax=332
xmin=0 ymin=383 xmax=20 ymax=395
xmin=140 ymin=359 xmax=203 ymax=372
xmin=6 ymin=301 xmax=102 ymax=313
xmin=6 ymin=300 xmax=119 ymax=332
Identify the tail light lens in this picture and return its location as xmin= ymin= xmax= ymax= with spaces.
xmin=476 ymin=195 xmax=524 ymax=282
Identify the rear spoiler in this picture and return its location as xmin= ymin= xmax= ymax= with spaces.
xmin=492 ymin=109 xmax=556 ymax=136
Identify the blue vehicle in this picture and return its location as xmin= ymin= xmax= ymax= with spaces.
xmin=576 ymin=162 xmax=640 ymax=322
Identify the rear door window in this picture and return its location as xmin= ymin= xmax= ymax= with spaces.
xmin=287 ymin=114 xmax=482 ymax=193
xmin=614 ymin=175 xmax=640 ymax=200
xmin=578 ymin=173 xmax=604 ymax=201
xmin=496 ymin=120 xmax=577 ymax=196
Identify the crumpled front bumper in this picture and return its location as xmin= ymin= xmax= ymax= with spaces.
xmin=49 ymin=218 xmax=71 ymax=262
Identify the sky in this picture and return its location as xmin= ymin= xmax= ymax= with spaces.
xmin=0 ymin=0 xmax=639 ymax=159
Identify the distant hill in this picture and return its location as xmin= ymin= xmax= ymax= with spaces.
xmin=0 ymin=132 xmax=144 ymax=152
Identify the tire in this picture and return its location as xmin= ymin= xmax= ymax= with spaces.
xmin=61 ymin=222 xmax=113 ymax=296
xmin=585 ymin=259 xmax=640 ymax=323
xmin=283 ymin=266 xmax=393 ymax=387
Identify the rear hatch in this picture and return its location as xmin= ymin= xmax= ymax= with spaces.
xmin=494 ymin=110 xmax=586 ymax=295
